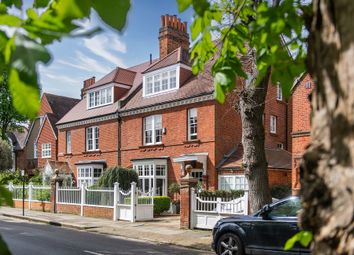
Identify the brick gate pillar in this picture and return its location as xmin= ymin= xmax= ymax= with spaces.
xmin=180 ymin=164 xmax=198 ymax=229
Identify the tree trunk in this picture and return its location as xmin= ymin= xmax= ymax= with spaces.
xmin=239 ymin=50 xmax=272 ymax=213
xmin=300 ymin=1 xmax=354 ymax=254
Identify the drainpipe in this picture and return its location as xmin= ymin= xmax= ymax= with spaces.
xmin=117 ymin=116 xmax=122 ymax=166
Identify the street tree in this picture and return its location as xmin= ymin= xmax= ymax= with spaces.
xmin=0 ymin=138 xmax=12 ymax=170
xmin=0 ymin=72 xmax=27 ymax=140
xmin=300 ymin=0 xmax=354 ymax=254
xmin=177 ymin=0 xmax=307 ymax=212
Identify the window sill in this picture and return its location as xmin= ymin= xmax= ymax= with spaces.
xmin=82 ymin=150 xmax=101 ymax=154
xmin=64 ymin=153 xmax=73 ymax=156
xmin=41 ymin=156 xmax=51 ymax=159
xmin=269 ymin=132 xmax=278 ymax=136
xmin=139 ymin=143 xmax=164 ymax=149
xmin=183 ymin=139 xmax=200 ymax=144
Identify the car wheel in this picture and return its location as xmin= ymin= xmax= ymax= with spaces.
xmin=216 ymin=233 xmax=244 ymax=255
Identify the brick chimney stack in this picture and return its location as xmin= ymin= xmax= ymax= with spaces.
xmin=159 ymin=15 xmax=189 ymax=59
xmin=81 ymin=76 xmax=95 ymax=99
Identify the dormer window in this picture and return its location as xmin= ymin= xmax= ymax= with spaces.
xmin=87 ymin=86 xmax=113 ymax=109
xmin=143 ymin=65 xmax=179 ymax=97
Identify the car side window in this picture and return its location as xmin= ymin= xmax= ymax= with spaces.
xmin=268 ymin=199 xmax=301 ymax=218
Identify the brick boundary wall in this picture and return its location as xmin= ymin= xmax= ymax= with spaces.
xmin=13 ymin=200 xmax=52 ymax=212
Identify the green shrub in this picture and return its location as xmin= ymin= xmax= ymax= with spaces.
xmin=123 ymin=196 xmax=171 ymax=215
xmin=270 ymin=185 xmax=291 ymax=199
xmin=29 ymin=171 xmax=43 ymax=185
xmin=0 ymin=170 xmax=24 ymax=185
xmin=168 ymin=182 xmax=180 ymax=195
xmin=35 ymin=189 xmax=51 ymax=202
xmin=153 ymin=196 xmax=170 ymax=215
xmin=98 ymin=166 xmax=138 ymax=190
xmin=198 ymin=189 xmax=244 ymax=198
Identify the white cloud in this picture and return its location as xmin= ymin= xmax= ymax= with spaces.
xmin=44 ymin=73 xmax=81 ymax=85
xmin=57 ymin=51 xmax=112 ymax=75
xmin=83 ymin=33 xmax=127 ymax=67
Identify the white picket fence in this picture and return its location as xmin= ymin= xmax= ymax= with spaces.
xmin=56 ymin=182 xmax=153 ymax=222
xmin=7 ymin=182 xmax=51 ymax=209
xmin=191 ymin=188 xmax=249 ymax=229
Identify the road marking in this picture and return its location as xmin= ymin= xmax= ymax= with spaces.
xmin=83 ymin=250 xmax=105 ymax=255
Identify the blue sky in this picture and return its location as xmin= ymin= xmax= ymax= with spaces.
xmin=38 ymin=0 xmax=194 ymax=99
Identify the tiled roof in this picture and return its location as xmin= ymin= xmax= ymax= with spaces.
xmin=89 ymin=67 xmax=137 ymax=89
xmin=8 ymin=127 xmax=28 ymax=150
xmin=44 ymin=93 xmax=80 ymax=118
xmin=219 ymin=144 xmax=291 ymax=170
xmin=57 ymin=60 xmax=156 ymax=125
xmin=47 ymin=161 xmax=72 ymax=174
xmin=142 ymin=47 xmax=190 ymax=74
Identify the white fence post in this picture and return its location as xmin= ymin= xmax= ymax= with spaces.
xmin=80 ymin=183 xmax=86 ymax=216
xmin=244 ymin=190 xmax=249 ymax=215
xmin=28 ymin=182 xmax=33 ymax=210
xmin=216 ymin=197 xmax=221 ymax=214
xmin=113 ymin=182 xmax=119 ymax=221
xmin=55 ymin=182 xmax=59 ymax=204
xmin=8 ymin=182 xmax=13 ymax=192
xmin=131 ymin=182 xmax=136 ymax=223
xmin=190 ymin=187 xmax=196 ymax=229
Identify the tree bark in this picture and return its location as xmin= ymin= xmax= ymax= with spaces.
xmin=300 ymin=0 xmax=354 ymax=254
xmin=239 ymin=49 xmax=272 ymax=213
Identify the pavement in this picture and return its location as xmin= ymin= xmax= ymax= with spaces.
xmin=0 ymin=207 xmax=213 ymax=252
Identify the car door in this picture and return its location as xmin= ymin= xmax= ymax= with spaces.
xmin=250 ymin=198 xmax=301 ymax=255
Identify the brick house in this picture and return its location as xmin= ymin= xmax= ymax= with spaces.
xmin=8 ymin=128 xmax=28 ymax=171
xmin=56 ymin=14 xmax=291 ymax=193
xmin=290 ymin=73 xmax=314 ymax=194
xmin=29 ymin=93 xmax=79 ymax=168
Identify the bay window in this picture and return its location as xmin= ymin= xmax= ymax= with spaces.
xmin=219 ymin=175 xmax=248 ymax=191
xmin=133 ymin=160 xmax=167 ymax=196
xmin=144 ymin=115 xmax=162 ymax=145
xmin=77 ymin=165 xmax=103 ymax=187
xmin=86 ymin=126 xmax=99 ymax=151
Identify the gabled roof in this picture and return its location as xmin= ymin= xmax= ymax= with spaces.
xmin=218 ymin=144 xmax=292 ymax=170
xmin=88 ymin=67 xmax=137 ymax=90
xmin=142 ymin=47 xmax=191 ymax=74
xmin=43 ymin=93 xmax=80 ymax=118
xmin=8 ymin=127 xmax=28 ymax=150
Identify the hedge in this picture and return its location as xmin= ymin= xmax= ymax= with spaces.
xmin=270 ymin=185 xmax=291 ymax=199
xmin=98 ymin=167 xmax=138 ymax=190
xmin=198 ymin=189 xmax=244 ymax=198
xmin=124 ymin=196 xmax=171 ymax=215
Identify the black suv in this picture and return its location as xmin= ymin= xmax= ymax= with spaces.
xmin=212 ymin=197 xmax=310 ymax=255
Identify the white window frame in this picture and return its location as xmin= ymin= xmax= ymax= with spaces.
xmin=143 ymin=115 xmax=162 ymax=145
xmin=133 ymin=159 xmax=168 ymax=196
xmin=218 ymin=175 xmax=248 ymax=191
xmin=270 ymin=115 xmax=277 ymax=134
xmin=34 ymin=142 xmax=38 ymax=159
xmin=77 ymin=164 xmax=104 ymax=187
xmin=41 ymin=143 xmax=51 ymax=158
xmin=86 ymin=126 xmax=99 ymax=151
xmin=143 ymin=64 xmax=180 ymax=97
xmin=87 ymin=85 xmax=114 ymax=109
xmin=276 ymin=83 xmax=283 ymax=101
xmin=305 ymin=81 xmax=312 ymax=89
xmin=188 ymin=108 xmax=198 ymax=140
xmin=66 ymin=131 xmax=71 ymax=154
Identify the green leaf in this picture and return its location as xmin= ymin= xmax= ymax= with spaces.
xmin=92 ymin=0 xmax=130 ymax=32
xmin=0 ymin=185 xmax=13 ymax=206
xmin=55 ymin=0 xmax=91 ymax=20
xmin=191 ymin=17 xmax=202 ymax=41
xmin=0 ymin=234 xmax=11 ymax=255
xmin=176 ymin=0 xmax=192 ymax=12
xmin=299 ymin=231 xmax=313 ymax=247
xmin=214 ymin=83 xmax=225 ymax=103
xmin=8 ymin=68 xmax=40 ymax=119
xmin=284 ymin=231 xmax=313 ymax=250
xmin=33 ymin=0 xmax=50 ymax=8
xmin=0 ymin=14 xmax=22 ymax=26
xmin=192 ymin=0 xmax=210 ymax=16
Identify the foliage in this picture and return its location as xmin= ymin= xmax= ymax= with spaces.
xmin=36 ymin=189 xmax=51 ymax=202
xmin=0 ymin=185 xmax=13 ymax=206
xmin=0 ymin=0 xmax=131 ymax=119
xmin=198 ymin=189 xmax=244 ymax=198
xmin=285 ymin=231 xmax=313 ymax=250
xmin=0 ymin=234 xmax=11 ymax=255
xmin=153 ymin=196 xmax=171 ymax=215
xmin=168 ymin=182 xmax=180 ymax=195
xmin=176 ymin=0 xmax=308 ymax=102
xmin=270 ymin=184 xmax=291 ymax=199
xmin=0 ymin=139 xmax=12 ymax=170
xmin=97 ymin=167 xmax=138 ymax=190
xmin=0 ymin=72 xmax=27 ymax=140
xmin=0 ymin=170 xmax=23 ymax=185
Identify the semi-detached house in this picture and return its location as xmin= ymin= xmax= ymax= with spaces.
xmin=56 ymin=14 xmax=292 ymax=194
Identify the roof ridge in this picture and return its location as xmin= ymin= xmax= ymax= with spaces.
xmin=43 ymin=92 xmax=80 ymax=101
xmin=143 ymin=47 xmax=181 ymax=73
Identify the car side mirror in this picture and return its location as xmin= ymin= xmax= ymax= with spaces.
xmin=260 ymin=204 xmax=271 ymax=218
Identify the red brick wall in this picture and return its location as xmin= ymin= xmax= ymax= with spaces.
xmin=120 ymin=101 xmax=218 ymax=189
xmin=56 ymin=204 xmax=113 ymax=220
xmin=13 ymin=200 xmax=51 ymax=212
xmin=58 ymin=120 xmax=119 ymax=179
xmin=39 ymin=94 xmax=53 ymax=116
xmin=37 ymin=117 xmax=57 ymax=168
xmin=264 ymin=82 xmax=288 ymax=149
xmin=291 ymin=74 xmax=314 ymax=192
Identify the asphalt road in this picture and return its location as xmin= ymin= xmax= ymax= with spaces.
xmin=0 ymin=217 xmax=213 ymax=255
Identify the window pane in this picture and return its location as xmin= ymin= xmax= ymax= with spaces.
xmin=66 ymin=131 xmax=71 ymax=153
xmin=154 ymin=74 xmax=161 ymax=93
xmin=146 ymin=77 xmax=153 ymax=95
xmin=107 ymin=88 xmax=112 ymax=103
xmin=94 ymin=127 xmax=99 ymax=150
xmin=89 ymin=93 xmax=94 ymax=107
xmin=94 ymin=91 xmax=100 ymax=106
xmin=170 ymin=70 xmax=176 ymax=88
xmin=162 ymin=72 xmax=168 ymax=90
xmin=188 ymin=108 xmax=198 ymax=140
xmin=268 ymin=199 xmax=301 ymax=218
xmin=101 ymin=89 xmax=106 ymax=104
